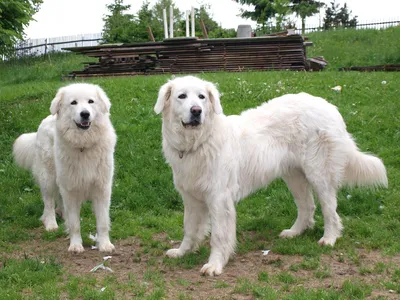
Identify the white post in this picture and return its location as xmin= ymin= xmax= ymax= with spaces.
xmin=191 ymin=6 xmax=195 ymax=37
xmin=186 ymin=10 xmax=190 ymax=37
xmin=169 ymin=6 xmax=174 ymax=38
xmin=163 ymin=9 xmax=168 ymax=39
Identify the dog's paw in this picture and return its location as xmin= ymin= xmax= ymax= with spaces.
xmin=99 ymin=241 xmax=115 ymax=252
xmin=44 ymin=222 xmax=59 ymax=232
xmin=200 ymin=262 xmax=223 ymax=276
xmin=68 ymin=243 xmax=85 ymax=253
xmin=166 ymin=248 xmax=184 ymax=258
xmin=41 ymin=215 xmax=59 ymax=232
xmin=279 ymin=229 xmax=300 ymax=238
xmin=318 ymin=236 xmax=336 ymax=247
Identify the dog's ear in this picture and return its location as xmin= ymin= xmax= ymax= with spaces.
xmin=154 ymin=81 xmax=172 ymax=114
xmin=50 ymin=86 xmax=65 ymax=115
xmin=96 ymin=85 xmax=111 ymax=113
xmin=206 ymin=82 xmax=223 ymax=114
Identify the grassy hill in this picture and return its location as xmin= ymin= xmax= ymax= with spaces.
xmin=307 ymin=26 xmax=400 ymax=70
xmin=0 ymin=27 xmax=399 ymax=299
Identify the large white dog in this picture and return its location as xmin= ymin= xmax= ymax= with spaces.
xmin=154 ymin=76 xmax=388 ymax=276
xmin=13 ymin=83 xmax=116 ymax=253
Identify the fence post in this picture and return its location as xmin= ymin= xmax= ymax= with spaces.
xmin=44 ymin=38 xmax=48 ymax=56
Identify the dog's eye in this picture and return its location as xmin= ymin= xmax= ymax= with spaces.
xmin=71 ymin=100 xmax=77 ymax=105
xmin=198 ymin=94 xmax=205 ymax=99
xmin=88 ymin=99 xmax=94 ymax=104
xmin=178 ymin=94 xmax=187 ymax=99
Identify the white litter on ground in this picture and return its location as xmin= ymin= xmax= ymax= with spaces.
xmin=262 ymin=250 xmax=270 ymax=256
xmin=89 ymin=233 xmax=97 ymax=242
xmin=90 ymin=263 xmax=113 ymax=273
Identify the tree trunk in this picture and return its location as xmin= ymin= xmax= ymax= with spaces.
xmin=301 ymin=17 xmax=306 ymax=35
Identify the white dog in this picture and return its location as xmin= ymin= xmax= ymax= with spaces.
xmin=13 ymin=83 xmax=116 ymax=253
xmin=154 ymin=76 xmax=387 ymax=276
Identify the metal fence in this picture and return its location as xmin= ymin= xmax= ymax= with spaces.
xmin=14 ymin=33 xmax=102 ymax=57
xmin=294 ymin=20 xmax=400 ymax=34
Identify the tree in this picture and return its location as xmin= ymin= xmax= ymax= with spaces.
xmin=176 ymin=5 xmax=236 ymax=38
xmin=336 ymin=3 xmax=357 ymax=28
xmin=273 ymin=0 xmax=292 ymax=32
xmin=235 ymin=0 xmax=276 ymax=32
xmin=0 ymin=0 xmax=43 ymax=56
xmin=323 ymin=1 xmax=357 ymax=29
xmin=235 ymin=0 xmax=294 ymax=34
xmin=151 ymin=0 xmax=183 ymax=39
xmin=291 ymin=0 xmax=324 ymax=34
xmin=132 ymin=1 xmax=155 ymax=42
xmin=102 ymin=0 xmax=136 ymax=43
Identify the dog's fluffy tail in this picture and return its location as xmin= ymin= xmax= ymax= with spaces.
xmin=13 ymin=133 xmax=37 ymax=171
xmin=344 ymin=149 xmax=388 ymax=188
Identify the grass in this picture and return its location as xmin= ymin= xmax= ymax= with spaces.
xmin=0 ymin=27 xmax=399 ymax=298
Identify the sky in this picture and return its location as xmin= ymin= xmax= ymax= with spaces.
xmin=25 ymin=0 xmax=400 ymax=39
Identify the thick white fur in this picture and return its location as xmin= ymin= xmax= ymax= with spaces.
xmin=155 ymin=76 xmax=388 ymax=276
xmin=13 ymin=83 xmax=116 ymax=253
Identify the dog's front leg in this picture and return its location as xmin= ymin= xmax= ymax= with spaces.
xmin=61 ymin=189 xmax=84 ymax=253
xmin=166 ymin=192 xmax=209 ymax=258
xmin=201 ymin=194 xmax=236 ymax=276
xmin=92 ymin=186 xmax=115 ymax=252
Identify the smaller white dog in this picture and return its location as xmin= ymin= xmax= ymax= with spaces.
xmin=13 ymin=83 xmax=116 ymax=253
xmin=155 ymin=76 xmax=388 ymax=276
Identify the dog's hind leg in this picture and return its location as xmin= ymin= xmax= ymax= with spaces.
xmin=313 ymin=185 xmax=343 ymax=246
xmin=39 ymin=179 xmax=59 ymax=232
xmin=166 ymin=192 xmax=209 ymax=258
xmin=280 ymin=168 xmax=315 ymax=239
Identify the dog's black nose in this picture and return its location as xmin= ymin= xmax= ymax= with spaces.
xmin=190 ymin=106 xmax=202 ymax=117
xmin=80 ymin=110 xmax=90 ymax=119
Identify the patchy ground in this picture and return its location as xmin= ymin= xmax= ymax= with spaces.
xmin=4 ymin=231 xmax=399 ymax=299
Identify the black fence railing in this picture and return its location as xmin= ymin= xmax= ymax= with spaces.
xmin=294 ymin=20 xmax=400 ymax=34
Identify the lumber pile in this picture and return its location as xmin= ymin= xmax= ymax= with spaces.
xmin=64 ymin=35 xmax=309 ymax=78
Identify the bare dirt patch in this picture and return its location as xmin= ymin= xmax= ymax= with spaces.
xmin=4 ymin=232 xmax=400 ymax=299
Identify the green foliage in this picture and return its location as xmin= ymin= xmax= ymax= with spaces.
xmin=236 ymin=0 xmax=276 ymax=32
xmin=102 ymin=0 xmax=236 ymax=43
xmin=291 ymin=0 xmax=324 ymax=34
xmin=102 ymin=0 xmax=136 ymax=43
xmin=151 ymin=0 xmax=183 ymax=39
xmin=323 ymin=1 xmax=358 ymax=30
xmin=236 ymin=0 xmax=323 ymax=34
xmin=0 ymin=0 xmax=43 ymax=56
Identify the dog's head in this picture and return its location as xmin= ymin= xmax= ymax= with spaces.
xmin=154 ymin=76 xmax=223 ymax=129
xmin=50 ymin=83 xmax=111 ymax=131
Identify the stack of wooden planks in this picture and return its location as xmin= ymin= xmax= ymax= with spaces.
xmin=64 ymin=35 xmax=309 ymax=78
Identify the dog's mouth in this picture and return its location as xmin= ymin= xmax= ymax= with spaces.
xmin=181 ymin=120 xmax=201 ymax=129
xmin=75 ymin=121 xmax=91 ymax=130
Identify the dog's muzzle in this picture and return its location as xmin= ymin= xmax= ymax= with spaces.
xmin=181 ymin=119 xmax=201 ymax=128
xmin=76 ymin=110 xmax=91 ymax=130
xmin=182 ymin=106 xmax=202 ymax=128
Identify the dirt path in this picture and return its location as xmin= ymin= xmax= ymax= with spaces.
xmin=5 ymin=233 xmax=400 ymax=299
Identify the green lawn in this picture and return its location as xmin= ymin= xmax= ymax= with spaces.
xmin=0 ymin=28 xmax=399 ymax=299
